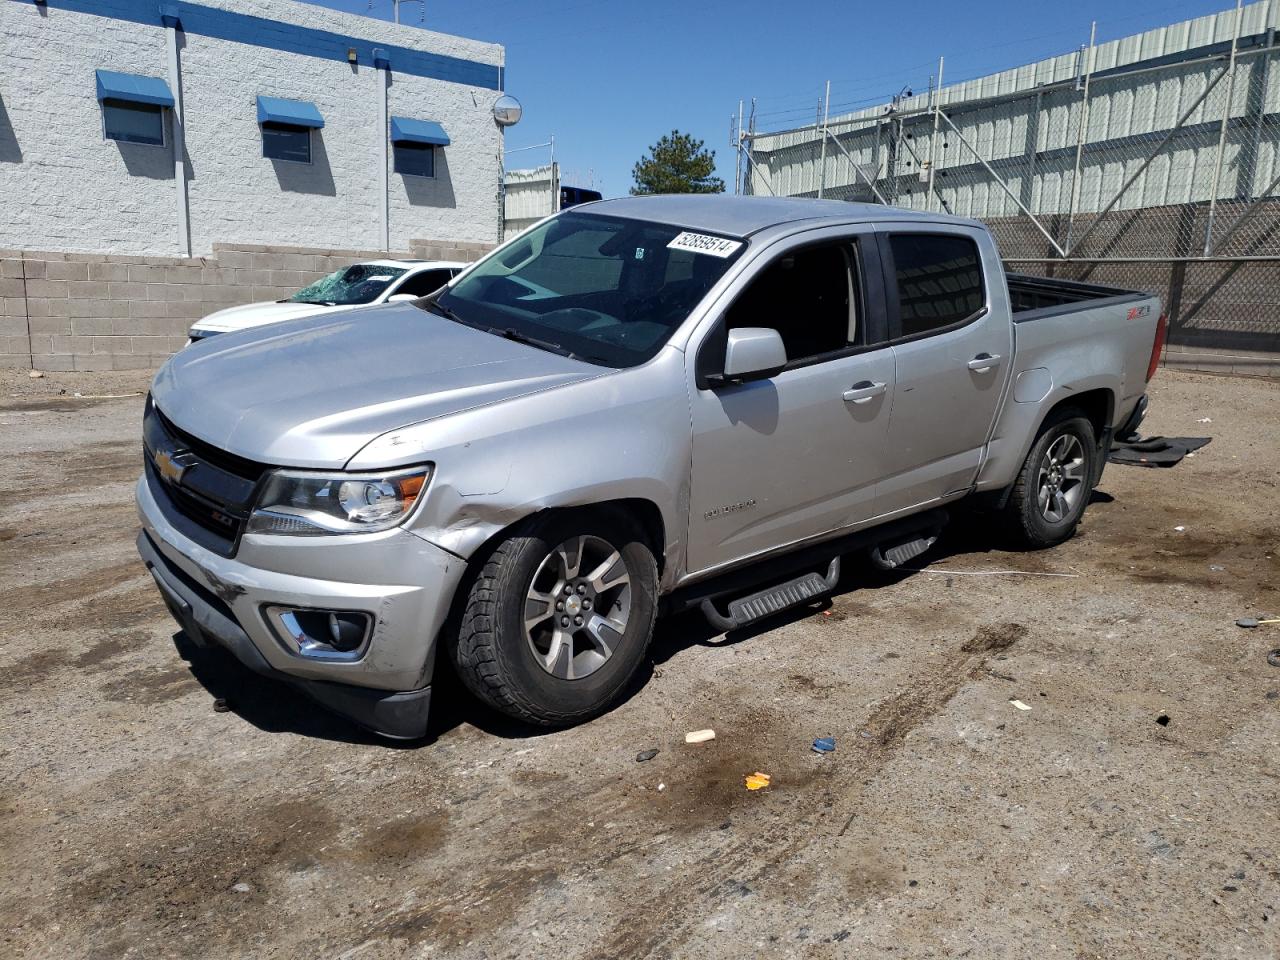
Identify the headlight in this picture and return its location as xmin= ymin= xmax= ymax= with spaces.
xmin=246 ymin=466 xmax=430 ymax=536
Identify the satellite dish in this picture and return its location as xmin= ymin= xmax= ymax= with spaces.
xmin=493 ymin=95 xmax=523 ymax=127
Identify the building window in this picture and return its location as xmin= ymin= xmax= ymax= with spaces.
xmin=263 ymin=124 xmax=312 ymax=163
xmin=103 ymin=101 xmax=165 ymax=146
xmin=394 ymin=142 xmax=435 ymax=178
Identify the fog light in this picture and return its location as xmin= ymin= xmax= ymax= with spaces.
xmin=266 ymin=606 xmax=371 ymax=661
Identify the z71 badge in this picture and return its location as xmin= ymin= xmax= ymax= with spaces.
xmin=704 ymin=499 xmax=756 ymax=521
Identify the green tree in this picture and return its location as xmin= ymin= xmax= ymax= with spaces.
xmin=630 ymin=130 xmax=725 ymax=195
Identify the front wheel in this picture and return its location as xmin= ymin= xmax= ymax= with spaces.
xmin=1004 ymin=410 xmax=1097 ymax=549
xmin=450 ymin=513 xmax=658 ymax=726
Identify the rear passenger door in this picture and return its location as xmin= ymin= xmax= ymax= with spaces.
xmin=875 ymin=228 xmax=1013 ymax=514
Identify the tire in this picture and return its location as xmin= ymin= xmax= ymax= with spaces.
xmin=450 ymin=511 xmax=659 ymax=727
xmin=1003 ymin=409 xmax=1097 ymax=549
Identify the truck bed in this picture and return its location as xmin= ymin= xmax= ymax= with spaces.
xmin=1007 ymin=273 xmax=1149 ymax=320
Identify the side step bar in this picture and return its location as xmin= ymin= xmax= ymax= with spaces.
xmin=868 ymin=529 xmax=941 ymax=570
xmin=700 ymin=558 xmax=841 ymax=633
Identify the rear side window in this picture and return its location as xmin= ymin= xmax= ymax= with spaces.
xmin=888 ymin=234 xmax=984 ymax=338
xmin=393 ymin=269 xmax=452 ymax=298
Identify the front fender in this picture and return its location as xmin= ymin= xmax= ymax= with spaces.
xmin=348 ymin=348 xmax=692 ymax=591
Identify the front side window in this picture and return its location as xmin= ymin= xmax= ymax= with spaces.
xmin=290 ymin=265 xmax=408 ymax=306
xmin=263 ymin=124 xmax=311 ymax=163
xmin=103 ymin=101 xmax=164 ymax=146
xmin=394 ymin=143 xmax=436 ymax=178
xmin=723 ymin=240 xmax=862 ymax=364
xmin=888 ymin=234 xmax=985 ymax=338
xmin=435 ymin=212 xmax=745 ymax=367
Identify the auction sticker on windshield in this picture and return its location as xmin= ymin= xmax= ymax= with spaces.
xmin=667 ymin=232 xmax=743 ymax=258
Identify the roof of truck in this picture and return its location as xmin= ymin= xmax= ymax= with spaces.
xmin=576 ymin=195 xmax=983 ymax=238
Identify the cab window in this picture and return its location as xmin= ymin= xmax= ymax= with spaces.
xmin=886 ymin=234 xmax=985 ymax=339
xmin=393 ymin=269 xmax=453 ymax=298
xmin=722 ymin=240 xmax=864 ymax=365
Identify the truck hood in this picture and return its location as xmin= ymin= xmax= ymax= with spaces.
xmin=152 ymin=303 xmax=603 ymax=469
xmin=190 ymin=300 xmax=355 ymax=335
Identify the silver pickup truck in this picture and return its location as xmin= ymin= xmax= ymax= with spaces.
xmin=136 ymin=196 xmax=1166 ymax=739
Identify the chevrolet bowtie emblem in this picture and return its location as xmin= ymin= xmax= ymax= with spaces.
xmin=154 ymin=449 xmax=188 ymax=485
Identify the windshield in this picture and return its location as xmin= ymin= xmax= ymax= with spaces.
xmin=435 ymin=212 xmax=745 ymax=367
xmin=290 ymin=265 xmax=408 ymax=306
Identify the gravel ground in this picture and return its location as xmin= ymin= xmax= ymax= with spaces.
xmin=0 ymin=366 xmax=1277 ymax=960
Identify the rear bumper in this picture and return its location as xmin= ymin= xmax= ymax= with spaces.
xmin=1117 ymin=394 xmax=1149 ymax=440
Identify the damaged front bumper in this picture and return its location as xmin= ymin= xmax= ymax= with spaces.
xmin=135 ymin=472 xmax=465 ymax=739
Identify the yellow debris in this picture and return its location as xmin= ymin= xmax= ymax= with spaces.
xmin=744 ymin=772 xmax=772 ymax=791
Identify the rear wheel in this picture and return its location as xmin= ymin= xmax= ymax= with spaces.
xmin=451 ymin=513 xmax=658 ymax=726
xmin=1004 ymin=410 xmax=1096 ymax=549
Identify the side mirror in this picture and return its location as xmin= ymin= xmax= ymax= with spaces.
xmin=386 ymin=293 xmax=419 ymax=303
xmin=720 ymin=327 xmax=787 ymax=383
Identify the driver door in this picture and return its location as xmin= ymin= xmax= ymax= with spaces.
xmin=686 ymin=231 xmax=896 ymax=575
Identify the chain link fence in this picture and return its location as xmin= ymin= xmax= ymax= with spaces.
xmin=740 ymin=2 xmax=1280 ymax=370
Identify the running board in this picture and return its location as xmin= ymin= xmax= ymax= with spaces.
xmin=869 ymin=530 xmax=940 ymax=570
xmin=700 ymin=558 xmax=841 ymax=633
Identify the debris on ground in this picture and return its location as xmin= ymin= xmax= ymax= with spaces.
xmin=1156 ymin=714 xmax=1170 ymax=727
xmin=1196 ymin=417 xmax=1213 ymax=423
xmin=657 ymin=782 xmax=665 ymax=792
xmin=684 ymin=729 xmax=715 ymax=744
xmin=812 ymin=736 xmax=836 ymax=754
xmin=212 ymin=697 xmax=229 ymax=712
xmin=635 ymin=748 xmax=659 ymax=763
xmin=1235 ymin=617 xmax=1280 ymax=628
xmin=27 ymin=369 xmax=43 ymax=379
xmin=1010 ymin=699 xmax=1032 ymax=711
xmin=1109 ymin=435 xmax=1210 ymax=468
xmin=1174 ymin=525 xmax=1186 ymax=532
xmin=744 ymin=772 xmax=772 ymax=791
xmin=1268 ymin=650 xmax=1280 ymax=668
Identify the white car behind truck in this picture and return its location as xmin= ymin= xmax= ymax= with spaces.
xmin=186 ymin=259 xmax=465 ymax=342
xmin=137 ymin=196 xmax=1166 ymax=739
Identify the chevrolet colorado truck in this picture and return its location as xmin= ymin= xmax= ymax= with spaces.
xmin=136 ymin=196 xmax=1166 ymax=739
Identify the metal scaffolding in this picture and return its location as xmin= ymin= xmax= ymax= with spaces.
xmin=735 ymin=0 xmax=1280 ymax=358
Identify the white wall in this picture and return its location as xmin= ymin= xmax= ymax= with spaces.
xmin=0 ymin=4 xmax=177 ymax=254
xmin=0 ymin=0 xmax=504 ymax=256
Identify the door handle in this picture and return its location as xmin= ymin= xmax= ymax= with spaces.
xmin=967 ymin=353 xmax=1002 ymax=372
xmin=842 ymin=380 xmax=886 ymax=404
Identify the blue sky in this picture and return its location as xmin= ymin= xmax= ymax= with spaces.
xmin=307 ymin=0 xmax=1237 ymax=196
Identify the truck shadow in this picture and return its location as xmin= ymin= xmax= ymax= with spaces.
xmin=169 ymin=495 xmax=1113 ymax=747
xmin=644 ymin=497 xmax=1109 ymax=669
xmin=171 ymin=631 xmax=556 ymax=747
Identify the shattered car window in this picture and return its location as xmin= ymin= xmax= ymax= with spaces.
xmin=290 ymin=265 xmax=409 ymax=306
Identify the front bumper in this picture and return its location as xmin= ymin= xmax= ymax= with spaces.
xmin=135 ymin=472 xmax=466 ymax=739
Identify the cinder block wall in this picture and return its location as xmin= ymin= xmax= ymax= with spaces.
xmin=0 ymin=240 xmax=492 ymax=372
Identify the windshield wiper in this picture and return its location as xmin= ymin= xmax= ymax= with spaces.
xmin=291 ymin=298 xmax=337 ymax=306
xmin=422 ymin=298 xmax=468 ymax=324
xmin=421 ymin=300 xmax=595 ymax=363
xmin=499 ymin=327 xmax=581 ymax=360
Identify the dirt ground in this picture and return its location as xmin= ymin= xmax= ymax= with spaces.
xmin=0 ymin=365 xmax=1277 ymax=960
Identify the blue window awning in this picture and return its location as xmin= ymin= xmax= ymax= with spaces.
xmin=95 ymin=70 xmax=174 ymax=108
xmin=390 ymin=116 xmax=450 ymax=146
xmin=256 ymin=96 xmax=325 ymax=129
